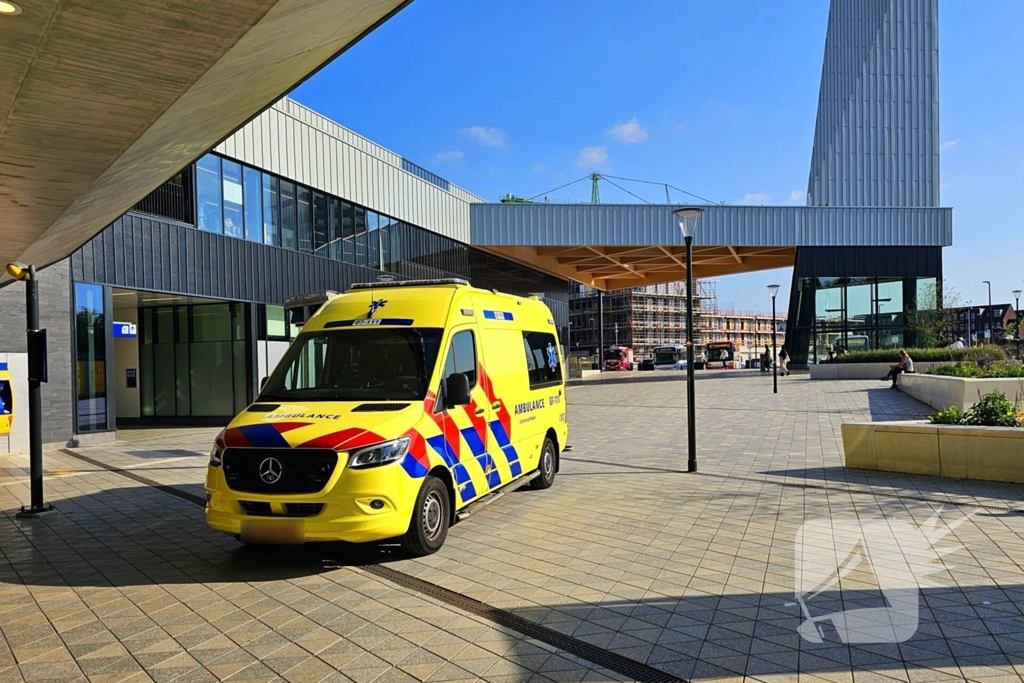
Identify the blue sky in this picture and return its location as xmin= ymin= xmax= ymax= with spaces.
xmin=293 ymin=0 xmax=1024 ymax=314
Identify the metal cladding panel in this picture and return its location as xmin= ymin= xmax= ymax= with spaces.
xmin=71 ymin=214 xmax=390 ymax=305
xmin=469 ymin=203 xmax=951 ymax=247
xmin=216 ymin=99 xmax=477 ymax=244
xmin=807 ymin=0 xmax=940 ymax=209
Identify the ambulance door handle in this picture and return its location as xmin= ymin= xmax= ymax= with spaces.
xmin=491 ymin=402 xmax=501 ymax=410
xmin=475 ymin=408 xmax=486 ymax=416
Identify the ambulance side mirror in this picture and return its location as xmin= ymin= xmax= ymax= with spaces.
xmin=442 ymin=372 xmax=471 ymax=410
xmin=260 ymin=377 xmax=269 ymax=390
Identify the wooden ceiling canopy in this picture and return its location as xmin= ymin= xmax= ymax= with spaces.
xmin=480 ymin=244 xmax=797 ymax=291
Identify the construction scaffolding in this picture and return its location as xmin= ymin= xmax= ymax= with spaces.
xmin=568 ymin=280 xmax=717 ymax=359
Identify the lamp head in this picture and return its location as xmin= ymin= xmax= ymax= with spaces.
xmin=5 ymin=262 xmax=29 ymax=281
xmin=672 ymin=207 xmax=705 ymax=239
xmin=1014 ymin=289 xmax=1022 ymax=299
xmin=767 ymin=284 xmax=780 ymax=299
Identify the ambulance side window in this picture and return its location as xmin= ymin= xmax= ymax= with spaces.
xmin=442 ymin=330 xmax=477 ymax=388
xmin=522 ymin=331 xmax=562 ymax=389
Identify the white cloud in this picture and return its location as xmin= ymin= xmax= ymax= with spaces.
xmin=576 ymin=146 xmax=609 ymax=168
xmin=435 ymin=150 xmax=464 ymax=162
xmin=531 ymin=164 xmax=545 ymax=174
xmin=741 ymin=192 xmax=772 ymax=204
xmin=464 ymin=126 xmax=507 ymax=147
xmin=941 ymin=140 xmax=959 ymax=151
xmin=607 ymin=117 xmax=648 ymax=144
xmin=787 ymin=189 xmax=806 ymax=204
xmin=940 ymin=182 xmax=952 ymax=192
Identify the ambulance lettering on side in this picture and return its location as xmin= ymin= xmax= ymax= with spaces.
xmin=205 ymin=279 xmax=567 ymax=556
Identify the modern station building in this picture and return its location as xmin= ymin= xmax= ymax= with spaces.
xmin=0 ymin=0 xmax=950 ymax=452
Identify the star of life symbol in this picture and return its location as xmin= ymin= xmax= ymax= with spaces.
xmin=793 ymin=508 xmax=972 ymax=643
xmin=546 ymin=343 xmax=558 ymax=372
xmin=367 ymin=298 xmax=387 ymax=318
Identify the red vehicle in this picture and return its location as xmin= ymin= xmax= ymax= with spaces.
xmin=602 ymin=346 xmax=634 ymax=371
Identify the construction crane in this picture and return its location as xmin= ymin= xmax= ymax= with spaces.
xmin=511 ymin=174 xmax=720 ymax=205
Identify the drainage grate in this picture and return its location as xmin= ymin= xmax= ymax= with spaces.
xmin=561 ymin=455 xmax=1024 ymax=515
xmin=362 ymin=564 xmax=688 ymax=683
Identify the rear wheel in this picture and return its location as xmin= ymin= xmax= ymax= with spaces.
xmin=401 ymin=475 xmax=450 ymax=556
xmin=530 ymin=437 xmax=557 ymax=490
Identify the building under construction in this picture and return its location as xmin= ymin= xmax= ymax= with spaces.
xmin=568 ymin=281 xmax=717 ymax=359
xmin=569 ymin=280 xmax=786 ymax=362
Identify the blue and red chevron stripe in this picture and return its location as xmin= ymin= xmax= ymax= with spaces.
xmin=401 ymin=429 xmax=431 ymax=478
xmin=223 ymin=422 xmax=310 ymax=448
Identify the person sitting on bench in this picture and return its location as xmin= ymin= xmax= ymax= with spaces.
xmin=882 ymin=349 xmax=914 ymax=388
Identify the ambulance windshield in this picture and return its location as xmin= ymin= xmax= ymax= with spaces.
xmin=259 ymin=328 xmax=444 ymax=402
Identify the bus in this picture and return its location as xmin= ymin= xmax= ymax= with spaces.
xmin=652 ymin=344 xmax=686 ymax=370
xmin=705 ymin=340 xmax=736 ymax=369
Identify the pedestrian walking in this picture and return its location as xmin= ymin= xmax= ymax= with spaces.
xmin=779 ymin=345 xmax=790 ymax=376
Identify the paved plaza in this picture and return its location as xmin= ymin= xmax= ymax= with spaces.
xmin=2 ymin=372 xmax=1024 ymax=683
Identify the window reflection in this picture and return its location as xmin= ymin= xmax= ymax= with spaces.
xmin=297 ymin=185 xmax=312 ymax=253
xmin=222 ymin=160 xmax=244 ymax=239
xmin=354 ymin=206 xmax=367 ymax=266
xmin=312 ymin=191 xmax=329 ymax=257
xmin=75 ymin=283 xmax=106 ymax=432
xmin=196 ymin=155 xmax=222 ymax=233
xmin=280 ymin=180 xmax=297 ymax=250
xmin=243 ymin=167 xmax=262 ymax=242
xmin=262 ymin=174 xmax=280 ymax=246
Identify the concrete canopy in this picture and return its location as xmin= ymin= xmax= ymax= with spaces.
xmin=0 ymin=0 xmax=408 ymax=272
xmin=469 ymin=203 xmax=952 ymax=291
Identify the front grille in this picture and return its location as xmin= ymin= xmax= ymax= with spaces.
xmin=237 ymin=501 xmax=324 ymax=517
xmin=352 ymin=403 xmax=410 ymax=412
xmin=285 ymin=503 xmax=324 ymax=517
xmin=223 ymin=448 xmax=338 ymax=494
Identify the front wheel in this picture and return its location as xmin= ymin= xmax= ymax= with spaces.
xmin=530 ymin=438 xmax=557 ymax=490
xmin=401 ymin=475 xmax=450 ymax=556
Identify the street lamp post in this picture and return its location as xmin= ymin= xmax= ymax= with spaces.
xmin=6 ymin=263 xmax=54 ymax=517
xmin=768 ymin=284 xmax=780 ymax=394
xmin=673 ymin=207 xmax=704 ymax=473
xmin=1014 ymin=289 xmax=1022 ymax=340
xmin=983 ymin=281 xmax=993 ymax=343
xmin=614 ymin=322 xmax=619 ymax=346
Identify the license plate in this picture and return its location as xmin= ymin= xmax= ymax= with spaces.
xmin=241 ymin=520 xmax=304 ymax=544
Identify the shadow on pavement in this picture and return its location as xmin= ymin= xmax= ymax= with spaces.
xmin=3 ymin=486 xmax=1024 ymax=679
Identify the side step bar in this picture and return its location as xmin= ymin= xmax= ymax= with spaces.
xmin=456 ymin=470 xmax=540 ymax=521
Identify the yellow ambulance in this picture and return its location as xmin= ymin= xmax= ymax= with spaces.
xmin=205 ymin=279 xmax=567 ymax=555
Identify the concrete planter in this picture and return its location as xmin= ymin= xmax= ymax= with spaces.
xmin=897 ymin=373 xmax=1024 ymax=412
xmin=842 ymin=421 xmax=1024 ymax=484
xmin=809 ymin=361 xmax=944 ymax=380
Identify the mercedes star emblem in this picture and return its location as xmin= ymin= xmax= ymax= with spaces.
xmin=259 ymin=457 xmax=283 ymax=484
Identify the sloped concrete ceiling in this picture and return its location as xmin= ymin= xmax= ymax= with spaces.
xmin=0 ymin=0 xmax=408 ymax=271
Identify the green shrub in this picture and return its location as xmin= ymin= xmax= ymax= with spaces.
xmin=832 ymin=347 xmax=1005 ymax=364
xmin=926 ymin=361 xmax=1024 ymax=378
xmin=928 ymin=391 xmax=1022 ymax=427
xmin=929 ymin=405 xmax=965 ymax=425
xmin=964 ymin=391 xmax=1021 ymax=427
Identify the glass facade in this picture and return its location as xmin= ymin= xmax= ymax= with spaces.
xmin=75 ymin=283 xmax=107 ymax=432
xmin=186 ymin=153 xmax=566 ymax=304
xmin=796 ymin=276 xmax=937 ymax=363
xmin=139 ymin=302 xmax=249 ymax=418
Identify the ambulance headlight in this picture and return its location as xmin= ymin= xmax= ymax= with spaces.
xmin=348 ymin=437 xmax=411 ymax=469
xmin=209 ymin=444 xmax=223 ymax=467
